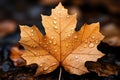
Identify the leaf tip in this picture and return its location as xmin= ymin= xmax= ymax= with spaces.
xmin=57 ymin=2 xmax=63 ymax=7
xmin=55 ymin=2 xmax=64 ymax=9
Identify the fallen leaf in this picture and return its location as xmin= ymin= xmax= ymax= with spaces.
xmin=12 ymin=3 xmax=104 ymax=76
xmin=85 ymin=61 xmax=118 ymax=76
xmin=10 ymin=44 xmax=26 ymax=66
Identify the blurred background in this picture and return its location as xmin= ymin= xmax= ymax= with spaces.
xmin=0 ymin=0 xmax=120 ymax=46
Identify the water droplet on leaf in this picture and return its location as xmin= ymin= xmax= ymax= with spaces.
xmin=67 ymin=34 xmax=71 ymax=37
xmin=58 ymin=11 xmax=60 ymax=14
xmin=84 ymin=44 xmax=87 ymax=48
xmin=54 ymin=49 xmax=57 ymax=52
xmin=54 ymin=26 xmax=58 ymax=29
xmin=40 ymin=64 xmax=43 ymax=67
xmin=66 ymin=44 xmax=68 ymax=47
xmin=89 ymin=43 xmax=94 ymax=48
xmin=51 ymin=36 xmax=54 ymax=39
xmin=44 ymin=67 xmax=48 ymax=70
xmin=76 ymin=59 xmax=79 ymax=62
xmin=85 ymin=39 xmax=87 ymax=43
xmin=34 ymin=52 xmax=37 ymax=55
xmin=51 ymin=63 xmax=57 ymax=66
xmin=44 ymin=38 xmax=47 ymax=41
xmin=53 ymin=42 xmax=56 ymax=45
xmin=92 ymin=36 xmax=95 ymax=39
xmin=40 ymin=42 xmax=42 ymax=44
xmin=74 ymin=36 xmax=78 ymax=39
xmin=67 ymin=15 xmax=69 ymax=18
xmin=44 ymin=45 xmax=47 ymax=47
xmin=54 ymin=17 xmax=57 ymax=20
xmin=49 ymin=40 xmax=52 ymax=44
xmin=33 ymin=45 xmax=36 ymax=48
xmin=31 ymin=33 xmax=34 ymax=36
xmin=31 ymin=29 xmax=34 ymax=32
xmin=95 ymin=40 xmax=99 ymax=44
xmin=75 ymin=56 xmax=78 ymax=59
xmin=53 ymin=21 xmax=57 ymax=24
xmin=71 ymin=28 xmax=74 ymax=30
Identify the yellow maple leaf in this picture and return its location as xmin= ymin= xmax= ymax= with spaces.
xmin=14 ymin=3 xmax=104 ymax=76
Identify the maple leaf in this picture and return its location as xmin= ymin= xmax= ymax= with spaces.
xmin=12 ymin=3 xmax=104 ymax=76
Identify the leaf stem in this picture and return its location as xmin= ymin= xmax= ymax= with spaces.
xmin=58 ymin=67 xmax=62 ymax=80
